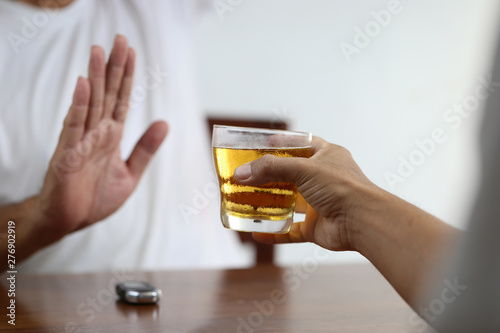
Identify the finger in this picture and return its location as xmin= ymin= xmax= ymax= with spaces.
xmin=103 ymin=35 xmax=129 ymax=119
xmin=59 ymin=77 xmax=91 ymax=148
xmin=126 ymin=121 xmax=168 ymax=180
xmin=85 ymin=46 xmax=106 ymax=131
xmin=234 ymin=154 xmax=312 ymax=187
xmin=252 ymin=221 xmax=309 ymax=244
xmin=113 ymin=47 xmax=135 ymax=123
xmin=311 ymin=136 xmax=329 ymax=154
xmin=235 ymin=136 xmax=326 ymax=187
xmin=295 ymin=193 xmax=308 ymax=213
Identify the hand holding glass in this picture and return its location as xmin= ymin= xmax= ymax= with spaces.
xmin=212 ymin=126 xmax=312 ymax=233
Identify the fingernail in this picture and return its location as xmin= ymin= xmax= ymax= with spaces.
xmin=235 ymin=163 xmax=252 ymax=180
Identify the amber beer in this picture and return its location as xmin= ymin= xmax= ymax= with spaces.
xmin=212 ymin=126 xmax=313 ymax=234
xmin=214 ymin=146 xmax=312 ymax=219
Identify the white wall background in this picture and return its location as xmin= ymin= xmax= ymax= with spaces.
xmin=194 ymin=0 xmax=500 ymax=266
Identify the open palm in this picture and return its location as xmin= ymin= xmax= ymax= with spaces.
xmin=37 ymin=36 xmax=168 ymax=237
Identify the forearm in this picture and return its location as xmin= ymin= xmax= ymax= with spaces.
xmin=351 ymin=187 xmax=462 ymax=307
xmin=237 ymin=139 xmax=463 ymax=307
xmin=0 ymin=196 xmax=61 ymax=271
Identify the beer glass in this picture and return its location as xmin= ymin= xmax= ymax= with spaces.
xmin=212 ymin=125 xmax=313 ymax=233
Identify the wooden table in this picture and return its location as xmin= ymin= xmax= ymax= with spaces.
xmin=0 ymin=264 xmax=417 ymax=332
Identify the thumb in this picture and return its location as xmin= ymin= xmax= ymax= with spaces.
xmin=234 ymin=154 xmax=310 ymax=187
xmin=126 ymin=121 xmax=168 ymax=180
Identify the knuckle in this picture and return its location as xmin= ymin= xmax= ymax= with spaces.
xmin=113 ymin=108 xmax=128 ymax=122
xmin=336 ymin=145 xmax=352 ymax=157
xmin=106 ymin=93 xmax=119 ymax=103
xmin=116 ymin=97 xmax=130 ymax=108
xmin=251 ymin=154 xmax=283 ymax=184
xmin=294 ymin=159 xmax=315 ymax=183
xmin=257 ymin=154 xmax=276 ymax=175
xmin=89 ymin=104 xmax=102 ymax=112
xmin=319 ymin=143 xmax=352 ymax=162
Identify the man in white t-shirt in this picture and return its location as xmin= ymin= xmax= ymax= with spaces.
xmin=0 ymin=0 xmax=249 ymax=273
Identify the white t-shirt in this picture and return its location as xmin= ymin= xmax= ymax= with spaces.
xmin=0 ymin=0 xmax=249 ymax=273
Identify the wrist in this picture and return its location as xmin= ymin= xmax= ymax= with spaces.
xmin=18 ymin=196 xmax=65 ymax=254
xmin=0 ymin=196 xmax=65 ymax=268
xmin=345 ymin=184 xmax=399 ymax=256
xmin=26 ymin=196 xmax=66 ymax=244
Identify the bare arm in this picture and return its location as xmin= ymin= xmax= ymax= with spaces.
xmin=0 ymin=197 xmax=57 ymax=268
xmin=0 ymin=36 xmax=168 ymax=271
xmin=234 ymin=137 xmax=461 ymax=307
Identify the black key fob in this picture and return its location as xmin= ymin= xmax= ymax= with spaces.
xmin=116 ymin=281 xmax=161 ymax=305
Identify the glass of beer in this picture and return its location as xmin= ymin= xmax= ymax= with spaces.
xmin=212 ymin=125 xmax=313 ymax=234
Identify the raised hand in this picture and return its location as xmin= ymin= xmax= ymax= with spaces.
xmin=37 ymin=35 xmax=168 ymax=238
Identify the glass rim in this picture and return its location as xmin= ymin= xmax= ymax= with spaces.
xmin=212 ymin=125 xmax=311 ymax=137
